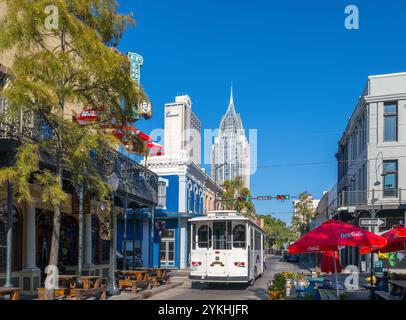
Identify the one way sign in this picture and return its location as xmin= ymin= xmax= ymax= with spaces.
xmin=359 ymin=218 xmax=386 ymax=228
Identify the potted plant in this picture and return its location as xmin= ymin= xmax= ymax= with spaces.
xmin=296 ymin=273 xmax=307 ymax=287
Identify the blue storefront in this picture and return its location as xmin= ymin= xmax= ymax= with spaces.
xmin=117 ymin=209 xmax=153 ymax=268
xmin=147 ymin=160 xmax=207 ymax=269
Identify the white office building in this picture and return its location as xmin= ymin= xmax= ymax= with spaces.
xmin=159 ymin=95 xmax=201 ymax=165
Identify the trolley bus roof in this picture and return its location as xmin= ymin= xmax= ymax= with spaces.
xmin=188 ymin=211 xmax=266 ymax=232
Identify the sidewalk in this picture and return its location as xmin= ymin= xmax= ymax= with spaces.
xmin=108 ymin=281 xmax=184 ymax=300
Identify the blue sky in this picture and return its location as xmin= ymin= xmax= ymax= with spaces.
xmin=117 ymin=0 xmax=406 ymax=224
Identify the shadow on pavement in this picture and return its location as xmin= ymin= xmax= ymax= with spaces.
xmin=191 ymin=282 xmax=251 ymax=291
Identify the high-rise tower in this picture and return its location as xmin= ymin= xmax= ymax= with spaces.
xmin=211 ymin=86 xmax=250 ymax=188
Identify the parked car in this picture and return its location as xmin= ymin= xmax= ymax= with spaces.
xmin=286 ymin=254 xmax=300 ymax=263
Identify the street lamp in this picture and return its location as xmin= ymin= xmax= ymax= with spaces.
xmin=121 ymin=164 xmax=130 ymax=271
xmin=107 ymin=172 xmax=120 ymax=295
xmin=76 ymin=184 xmax=84 ymax=277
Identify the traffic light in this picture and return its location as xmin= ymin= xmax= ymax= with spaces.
xmin=237 ymin=196 xmax=251 ymax=202
xmin=276 ymin=195 xmax=290 ymax=200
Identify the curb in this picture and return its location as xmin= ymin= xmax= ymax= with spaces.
xmin=133 ymin=281 xmax=185 ymax=300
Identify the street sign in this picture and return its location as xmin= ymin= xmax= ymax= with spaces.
xmin=256 ymin=196 xmax=274 ymax=200
xmin=359 ymin=218 xmax=386 ymax=228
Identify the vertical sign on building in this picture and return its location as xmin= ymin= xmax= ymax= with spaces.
xmin=128 ymin=51 xmax=143 ymax=86
xmin=127 ymin=51 xmax=152 ymax=120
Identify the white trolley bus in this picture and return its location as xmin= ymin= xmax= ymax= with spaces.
xmin=189 ymin=211 xmax=265 ymax=285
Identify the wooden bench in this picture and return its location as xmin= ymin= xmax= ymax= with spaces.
xmin=37 ymin=288 xmax=70 ymax=300
xmin=318 ymin=289 xmax=339 ymax=300
xmin=0 ymin=287 xmax=20 ymax=300
xmin=375 ymin=291 xmax=401 ymax=301
xmin=118 ymin=278 xmax=151 ymax=293
xmin=69 ymin=287 xmax=107 ymax=300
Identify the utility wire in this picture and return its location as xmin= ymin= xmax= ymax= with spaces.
xmin=250 ymin=154 xmax=406 ymax=170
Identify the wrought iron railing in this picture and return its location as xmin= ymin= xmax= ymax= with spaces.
xmin=328 ymin=188 xmax=406 ymax=213
xmin=0 ymin=110 xmax=158 ymax=204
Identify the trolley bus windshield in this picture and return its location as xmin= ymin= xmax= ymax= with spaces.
xmin=192 ymin=221 xmax=247 ymax=250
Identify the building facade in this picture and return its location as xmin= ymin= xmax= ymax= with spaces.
xmin=146 ymin=158 xmax=205 ymax=269
xmin=163 ymin=95 xmax=201 ymax=165
xmin=211 ymin=87 xmax=250 ymax=189
xmin=144 ymin=94 xmax=224 ymax=269
xmin=0 ymin=34 xmax=158 ymax=295
xmin=311 ymin=191 xmax=330 ymax=230
xmin=329 ymin=72 xmax=406 ymax=270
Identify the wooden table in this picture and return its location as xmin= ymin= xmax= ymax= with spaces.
xmin=58 ymin=275 xmax=79 ymax=289
xmin=134 ymin=268 xmax=167 ymax=278
xmin=119 ymin=270 xmax=150 ymax=281
xmin=78 ymin=276 xmax=101 ymax=289
xmin=117 ymin=270 xmax=152 ymax=293
xmin=0 ymin=287 xmax=20 ymax=300
xmin=68 ymin=276 xmax=106 ymax=300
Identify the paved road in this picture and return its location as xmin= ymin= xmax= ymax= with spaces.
xmin=148 ymin=255 xmax=308 ymax=300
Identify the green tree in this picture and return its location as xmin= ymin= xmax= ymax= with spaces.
xmin=258 ymin=214 xmax=297 ymax=249
xmin=221 ymin=176 xmax=256 ymax=219
xmin=0 ymin=0 xmax=146 ymax=298
xmin=291 ymin=191 xmax=315 ymax=236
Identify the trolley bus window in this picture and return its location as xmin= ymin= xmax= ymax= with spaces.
xmin=255 ymin=230 xmax=261 ymax=250
xmin=197 ymin=225 xmax=211 ymax=249
xmin=232 ymin=224 xmax=246 ymax=249
xmin=213 ymin=221 xmax=227 ymax=250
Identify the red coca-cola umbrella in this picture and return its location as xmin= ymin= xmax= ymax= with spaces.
xmin=288 ymin=220 xmax=386 ymax=297
xmin=147 ymin=142 xmax=164 ymax=156
xmin=111 ymin=126 xmax=152 ymax=143
xmin=360 ymin=225 xmax=406 ymax=254
xmin=75 ymin=108 xmax=102 ymax=125
xmin=321 ymin=251 xmax=342 ymax=274
xmin=288 ymin=220 xmax=387 ymax=254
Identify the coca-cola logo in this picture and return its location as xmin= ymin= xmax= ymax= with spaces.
xmin=340 ymin=231 xmax=364 ymax=239
xmin=307 ymin=246 xmax=320 ymax=251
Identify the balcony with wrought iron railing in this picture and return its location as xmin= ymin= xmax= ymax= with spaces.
xmin=0 ymin=111 xmax=158 ymax=205
xmin=328 ymin=188 xmax=406 ymax=214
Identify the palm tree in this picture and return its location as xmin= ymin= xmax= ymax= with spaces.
xmin=222 ymin=176 xmax=256 ymax=219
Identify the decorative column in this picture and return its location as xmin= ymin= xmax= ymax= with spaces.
xmin=84 ymin=212 xmax=93 ymax=266
xmin=5 ymin=180 xmax=13 ymax=288
xmin=24 ymin=202 xmax=38 ymax=270
xmin=21 ymin=201 xmax=41 ymax=296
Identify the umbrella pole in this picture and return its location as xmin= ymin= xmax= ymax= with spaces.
xmin=334 ymin=251 xmax=339 ymax=298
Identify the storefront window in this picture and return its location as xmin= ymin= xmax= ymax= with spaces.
xmin=59 ymin=216 xmax=78 ymax=266
xmin=36 ymin=211 xmax=78 ymax=271
xmin=0 ymin=205 xmax=22 ymax=272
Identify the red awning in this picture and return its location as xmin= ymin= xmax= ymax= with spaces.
xmin=288 ymin=220 xmax=387 ymax=254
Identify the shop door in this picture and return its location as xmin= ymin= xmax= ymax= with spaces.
xmin=160 ymin=240 xmax=175 ymax=268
